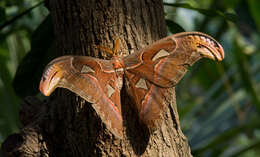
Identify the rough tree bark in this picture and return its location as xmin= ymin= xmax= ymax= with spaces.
xmin=2 ymin=0 xmax=192 ymax=156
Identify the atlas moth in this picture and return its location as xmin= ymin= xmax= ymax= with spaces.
xmin=39 ymin=32 xmax=224 ymax=138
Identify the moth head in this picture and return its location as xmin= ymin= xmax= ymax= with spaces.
xmin=39 ymin=56 xmax=71 ymax=96
xmin=173 ymin=32 xmax=224 ymax=61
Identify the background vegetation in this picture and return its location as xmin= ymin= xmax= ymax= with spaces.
xmin=0 ymin=0 xmax=260 ymax=156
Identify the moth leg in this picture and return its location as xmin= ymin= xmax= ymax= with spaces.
xmin=113 ymin=38 xmax=120 ymax=55
xmin=96 ymin=38 xmax=121 ymax=56
xmin=96 ymin=45 xmax=114 ymax=55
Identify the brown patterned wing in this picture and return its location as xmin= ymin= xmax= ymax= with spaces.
xmin=123 ymin=32 xmax=224 ymax=129
xmin=39 ymin=56 xmax=123 ymax=138
xmin=124 ymin=71 xmax=168 ymax=129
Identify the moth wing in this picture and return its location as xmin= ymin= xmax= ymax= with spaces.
xmin=40 ymin=56 xmax=123 ymax=138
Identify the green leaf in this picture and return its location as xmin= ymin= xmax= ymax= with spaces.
xmin=0 ymin=49 xmax=19 ymax=140
xmin=163 ymin=2 xmax=237 ymax=23
xmin=13 ymin=15 xmax=56 ymax=97
xmin=165 ymin=19 xmax=185 ymax=34
xmin=0 ymin=7 xmax=5 ymax=23
xmin=233 ymin=37 xmax=260 ymax=113
xmin=192 ymin=118 xmax=260 ymax=155
xmin=248 ymin=0 xmax=260 ymax=32
xmin=228 ymin=140 xmax=260 ymax=157
xmin=0 ymin=47 xmax=8 ymax=59
xmin=0 ymin=1 xmax=43 ymax=30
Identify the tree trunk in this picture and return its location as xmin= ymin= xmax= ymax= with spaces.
xmin=2 ymin=0 xmax=192 ymax=156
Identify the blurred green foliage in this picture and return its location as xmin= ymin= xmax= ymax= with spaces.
xmin=165 ymin=0 xmax=260 ymax=156
xmin=1 ymin=0 xmax=260 ymax=156
xmin=0 ymin=0 xmax=49 ymax=151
